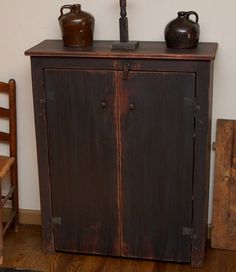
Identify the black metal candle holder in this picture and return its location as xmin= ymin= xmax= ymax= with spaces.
xmin=111 ymin=0 xmax=139 ymax=50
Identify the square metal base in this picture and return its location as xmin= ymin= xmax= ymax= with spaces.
xmin=110 ymin=41 xmax=139 ymax=50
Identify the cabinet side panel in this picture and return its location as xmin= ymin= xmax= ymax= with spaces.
xmin=120 ymin=71 xmax=195 ymax=262
xmin=31 ymin=58 xmax=54 ymax=253
xmin=191 ymin=61 xmax=213 ymax=267
xmin=45 ymin=69 xmax=119 ymax=255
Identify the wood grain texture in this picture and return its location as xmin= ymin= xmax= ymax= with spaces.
xmin=0 ymin=132 xmax=10 ymax=142
xmin=26 ymin=41 xmax=217 ymax=267
xmin=190 ymin=61 xmax=213 ymax=267
xmin=0 ymin=82 xmax=9 ymax=93
xmin=0 ymin=108 xmax=10 ymax=118
xmin=120 ymin=71 xmax=195 ymax=262
xmin=0 ymin=157 xmax=15 ymax=179
xmin=25 ymin=40 xmax=218 ymax=60
xmin=0 ymin=79 xmax=19 ymax=264
xmin=45 ymin=69 xmax=119 ymax=256
xmin=31 ymin=58 xmax=55 ymax=253
xmin=2 ymin=225 xmax=236 ymax=272
xmin=211 ymin=119 xmax=236 ymax=250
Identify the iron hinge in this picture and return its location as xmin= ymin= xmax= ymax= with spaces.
xmin=123 ymin=62 xmax=130 ymax=80
xmin=193 ymin=99 xmax=203 ymax=125
xmin=38 ymin=97 xmax=46 ymax=117
xmin=39 ymin=92 xmax=55 ymax=105
xmin=39 ymin=97 xmax=46 ymax=104
xmin=182 ymin=227 xmax=193 ymax=236
xmin=184 ymin=97 xmax=195 ymax=107
xmin=46 ymin=91 xmax=55 ymax=101
xmin=184 ymin=97 xmax=202 ymax=124
xmin=52 ymin=217 xmax=61 ymax=225
xmin=184 ymin=97 xmax=200 ymax=111
xmin=182 ymin=227 xmax=197 ymax=239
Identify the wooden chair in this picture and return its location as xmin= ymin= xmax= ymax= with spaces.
xmin=0 ymin=79 xmax=18 ymax=264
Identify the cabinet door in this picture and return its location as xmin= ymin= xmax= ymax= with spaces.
xmin=45 ymin=69 xmax=119 ymax=255
xmin=120 ymin=71 xmax=195 ymax=262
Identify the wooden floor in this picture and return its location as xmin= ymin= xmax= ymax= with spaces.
xmin=1 ymin=225 xmax=236 ymax=272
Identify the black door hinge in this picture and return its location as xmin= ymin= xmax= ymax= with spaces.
xmin=182 ymin=227 xmax=197 ymax=239
xmin=46 ymin=92 xmax=55 ymax=101
xmin=184 ymin=97 xmax=201 ymax=116
xmin=123 ymin=63 xmax=130 ymax=80
xmin=184 ymin=97 xmax=195 ymax=107
xmin=193 ymin=98 xmax=203 ymax=125
xmin=52 ymin=217 xmax=61 ymax=225
xmin=39 ymin=97 xmax=46 ymax=105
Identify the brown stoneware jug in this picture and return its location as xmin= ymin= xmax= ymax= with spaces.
xmin=59 ymin=4 xmax=95 ymax=47
xmin=164 ymin=11 xmax=200 ymax=49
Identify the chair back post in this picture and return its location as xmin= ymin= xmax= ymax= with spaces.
xmin=8 ymin=79 xmax=17 ymax=159
xmin=7 ymin=79 xmax=19 ymax=233
xmin=0 ymin=78 xmax=19 ymax=264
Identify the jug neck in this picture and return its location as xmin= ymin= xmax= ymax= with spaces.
xmin=178 ymin=11 xmax=187 ymax=18
xmin=71 ymin=4 xmax=81 ymax=14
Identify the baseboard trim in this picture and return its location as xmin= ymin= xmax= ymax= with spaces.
xmin=3 ymin=208 xmax=41 ymax=225
xmin=208 ymin=224 xmax=212 ymax=240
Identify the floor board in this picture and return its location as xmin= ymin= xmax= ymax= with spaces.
xmin=1 ymin=225 xmax=236 ymax=272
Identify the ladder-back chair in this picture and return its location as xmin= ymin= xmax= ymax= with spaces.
xmin=0 ymin=79 xmax=19 ymax=264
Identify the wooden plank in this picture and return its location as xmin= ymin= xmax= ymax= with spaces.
xmin=0 ymin=107 xmax=10 ymax=117
xmin=45 ymin=69 xmax=119 ymax=255
xmin=3 ymin=225 xmax=236 ymax=272
xmin=211 ymin=119 xmax=236 ymax=250
xmin=191 ymin=61 xmax=213 ymax=267
xmin=0 ymin=131 xmax=10 ymax=142
xmin=120 ymin=71 xmax=195 ymax=262
xmin=0 ymin=82 xmax=9 ymax=93
xmin=25 ymin=40 xmax=218 ymax=61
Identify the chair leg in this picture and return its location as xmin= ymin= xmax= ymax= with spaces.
xmin=0 ymin=180 xmax=4 ymax=264
xmin=10 ymin=163 xmax=19 ymax=232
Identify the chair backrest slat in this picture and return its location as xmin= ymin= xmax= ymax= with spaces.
xmin=0 ymin=79 xmax=17 ymax=158
xmin=0 ymin=107 xmax=10 ymax=118
xmin=0 ymin=131 xmax=10 ymax=142
xmin=0 ymin=82 xmax=9 ymax=93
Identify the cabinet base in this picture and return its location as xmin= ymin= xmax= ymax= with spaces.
xmin=110 ymin=41 xmax=139 ymax=50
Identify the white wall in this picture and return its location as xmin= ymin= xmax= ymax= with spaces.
xmin=0 ymin=0 xmax=235 ymax=222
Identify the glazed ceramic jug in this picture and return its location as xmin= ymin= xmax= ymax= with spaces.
xmin=164 ymin=11 xmax=200 ymax=49
xmin=58 ymin=4 xmax=95 ymax=47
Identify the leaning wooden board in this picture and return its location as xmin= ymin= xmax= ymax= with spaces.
xmin=211 ymin=119 xmax=236 ymax=250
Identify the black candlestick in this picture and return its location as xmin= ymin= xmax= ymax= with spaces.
xmin=111 ymin=0 xmax=139 ymax=50
xmin=119 ymin=0 xmax=129 ymax=42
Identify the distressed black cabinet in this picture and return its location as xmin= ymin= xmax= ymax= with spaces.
xmin=25 ymin=40 xmax=217 ymax=267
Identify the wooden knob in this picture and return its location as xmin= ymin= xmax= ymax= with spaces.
xmin=129 ymin=103 xmax=135 ymax=110
xmin=100 ymin=100 xmax=108 ymax=108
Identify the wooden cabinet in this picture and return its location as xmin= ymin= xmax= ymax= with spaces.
xmin=25 ymin=40 xmax=217 ymax=267
xmin=120 ymin=71 xmax=195 ymax=262
xmin=45 ymin=69 xmax=119 ymax=255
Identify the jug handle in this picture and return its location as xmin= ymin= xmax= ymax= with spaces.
xmin=60 ymin=5 xmax=72 ymax=16
xmin=186 ymin=11 xmax=199 ymax=23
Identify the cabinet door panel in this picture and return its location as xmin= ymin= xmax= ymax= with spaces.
xmin=45 ymin=69 xmax=119 ymax=255
xmin=120 ymin=71 xmax=195 ymax=262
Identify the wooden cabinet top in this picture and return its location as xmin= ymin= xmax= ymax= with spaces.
xmin=25 ymin=40 xmax=218 ymax=61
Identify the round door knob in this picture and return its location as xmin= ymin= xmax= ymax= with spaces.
xmin=100 ymin=100 xmax=108 ymax=108
xmin=129 ymin=103 xmax=135 ymax=110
